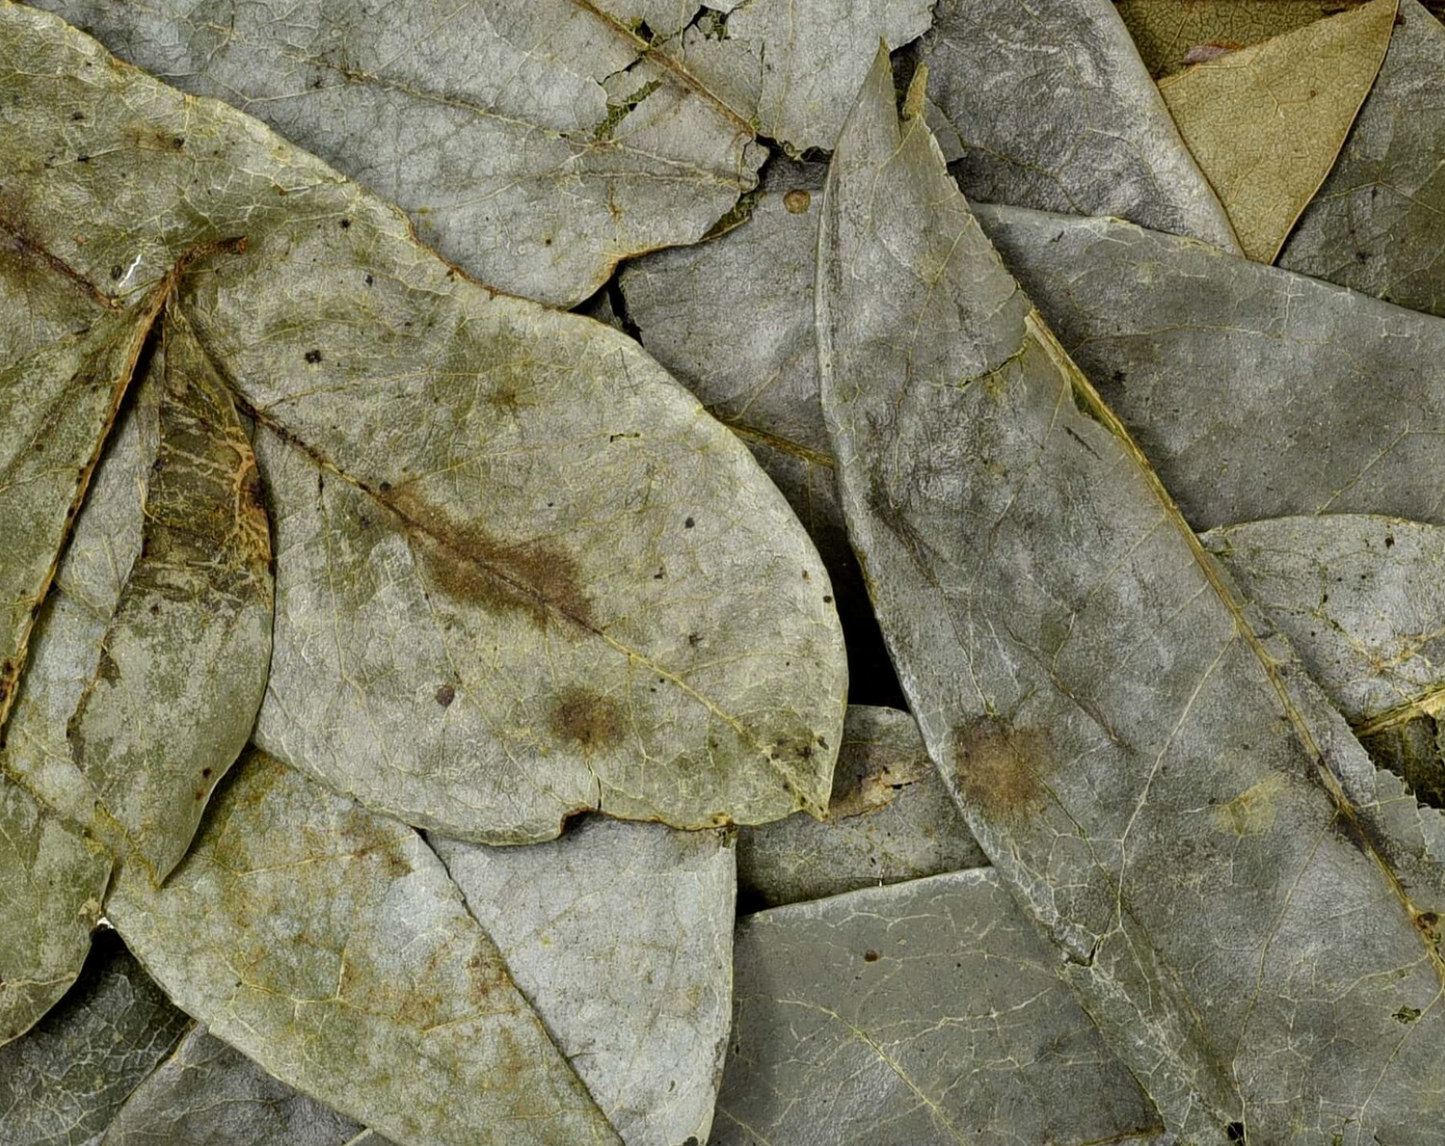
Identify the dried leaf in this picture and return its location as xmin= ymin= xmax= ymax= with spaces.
xmin=0 ymin=930 xmax=190 ymax=1143
xmin=818 ymin=48 xmax=1445 ymax=1142
xmin=1117 ymin=0 xmax=1361 ymax=76
xmin=108 ymin=748 xmax=623 ymax=1146
xmin=103 ymin=1025 xmax=397 ymax=1146
xmin=0 ymin=780 xmax=110 ymax=1046
xmin=973 ymin=203 xmax=1445 ymax=531
xmin=431 ymin=818 xmax=734 ymax=1146
xmin=1279 ymin=0 xmax=1445 ymax=315
xmin=1 ymin=3 xmax=847 ymax=843
xmin=712 ymin=870 xmax=1167 ymax=1146
xmin=1157 ymin=0 xmax=1397 ymax=262
xmin=736 ymin=705 xmax=985 ymax=909
xmin=915 ymin=0 xmax=1238 ymax=249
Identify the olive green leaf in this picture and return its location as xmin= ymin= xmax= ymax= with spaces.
xmin=2 ymin=3 xmax=847 ymax=843
xmin=818 ymin=47 xmax=1445 ymax=1143
xmin=108 ymin=748 xmax=623 ymax=1146
xmin=1157 ymin=0 xmax=1397 ymax=262
xmin=973 ymin=204 xmax=1445 ymax=532
xmin=30 ymin=0 xmax=931 ymax=307
xmin=736 ymin=705 xmax=984 ymax=909
xmin=67 ymin=306 xmax=273 ymax=882
xmin=103 ymin=1025 xmax=398 ymax=1146
xmin=914 ymin=0 xmax=1238 ymax=249
xmin=0 ymin=930 xmax=190 ymax=1144
xmin=1204 ymin=516 xmax=1445 ymax=804
xmin=0 ymin=296 xmax=164 ymax=731
xmin=1280 ymin=0 xmax=1445 ymax=316
xmin=712 ymin=870 xmax=1168 ymax=1146
xmin=1116 ymin=0 xmax=1364 ymax=77
xmin=0 ymin=780 xmax=111 ymax=1046
xmin=431 ymin=819 xmax=735 ymax=1146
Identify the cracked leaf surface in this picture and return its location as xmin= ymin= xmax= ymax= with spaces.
xmin=818 ymin=48 xmax=1445 ymax=1143
xmin=1157 ymin=0 xmax=1397 ymax=262
xmin=431 ymin=818 xmax=734 ymax=1146
xmin=916 ymin=0 xmax=1238 ymax=250
xmin=712 ymin=870 xmax=1167 ymax=1146
xmin=0 ymin=2 xmax=847 ymax=842
xmin=107 ymin=748 xmax=622 ymax=1146
xmin=0 ymin=930 xmax=189 ymax=1144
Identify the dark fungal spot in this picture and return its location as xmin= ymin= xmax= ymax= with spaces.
xmin=688 ymin=632 xmax=701 ymax=646
xmin=339 ymin=217 xmax=351 ymax=229
xmin=549 ymin=687 xmax=623 ymax=753
xmin=201 ymin=768 xmax=213 ymax=779
xmin=387 ymin=489 xmax=597 ymax=634
xmin=70 ymin=110 xmax=84 ymax=121
xmin=823 ymin=594 xmax=833 ymax=604
xmin=364 ymin=273 xmax=374 ymax=286
xmin=435 ymin=683 xmax=456 ymax=708
xmin=684 ymin=516 xmax=695 ymax=529
xmin=1386 ymin=534 xmax=1395 ymax=548
xmin=304 ymin=348 xmax=323 ymax=364
xmin=951 ymin=717 xmax=1049 ymax=822
xmin=862 ymin=949 xmax=880 ymax=962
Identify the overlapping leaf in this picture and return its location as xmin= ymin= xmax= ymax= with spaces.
xmin=817 ymin=47 xmax=1445 ymax=1143
xmin=1117 ymin=0 xmax=1367 ymax=76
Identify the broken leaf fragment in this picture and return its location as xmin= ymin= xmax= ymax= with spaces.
xmin=431 ymin=818 xmax=734 ymax=1146
xmin=916 ymin=0 xmax=1238 ymax=249
xmin=1 ymin=1 xmax=847 ymax=843
xmin=818 ymin=47 xmax=1445 ymax=1143
xmin=1157 ymin=0 xmax=1397 ymax=261
xmin=713 ymin=870 xmax=1167 ymax=1146
xmin=108 ymin=748 xmax=623 ymax=1146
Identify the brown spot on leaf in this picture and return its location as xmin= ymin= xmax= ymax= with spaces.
xmin=435 ymin=683 xmax=456 ymax=708
xmin=549 ymin=687 xmax=623 ymax=753
xmin=387 ymin=489 xmax=596 ymax=633
xmin=951 ymin=717 xmax=1048 ymax=821
xmin=783 ymin=189 xmax=811 ymax=214
xmin=862 ymin=949 xmax=880 ymax=962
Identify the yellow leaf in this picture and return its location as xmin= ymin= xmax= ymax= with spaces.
xmin=1158 ymin=0 xmax=1397 ymax=262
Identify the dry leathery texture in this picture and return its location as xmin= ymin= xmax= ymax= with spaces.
xmin=28 ymin=0 xmax=766 ymax=307
xmin=818 ymin=50 xmax=1445 ymax=1143
xmin=429 ymin=818 xmax=734 ymax=1146
xmin=1279 ymin=0 xmax=1445 ymax=316
xmin=712 ymin=870 xmax=1167 ymax=1146
xmin=0 ymin=778 xmax=110 ymax=1047
xmin=619 ymin=184 xmax=900 ymax=705
xmin=0 ymin=931 xmax=190 ymax=1145
xmin=915 ymin=0 xmax=1238 ymax=250
xmin=660 ymin=0 xmax=936 ymax=153
xmin=972 ymin=203 xmax=1445 ymax=532
xmin=1203 ymin=516 xmax=1445 ymax=805
xmin=0 ymin=3 xmax=847 ymax=842
xmin=736 ymin=705 xmax=986 ymax=909
xmin=1157 ymin=0 xmax=1397 ymax=263
xmin=107 ymin=748 xmax=622 ymax=1146
xmin=101 ymin=1024 xmax=399 ymax=1146
xmin=68 ymin=307 xmax=273 ymax=882
xmin=0 ymin=297 xmax=164 ymax=732
xmin=1116 ymin=0 xmax=1368 ymax=77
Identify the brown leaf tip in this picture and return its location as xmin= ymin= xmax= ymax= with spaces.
xmin=548 ymin=686 xmax=623 ymax=754
xmin=951 ymin=717 xmax=1048 ymax=822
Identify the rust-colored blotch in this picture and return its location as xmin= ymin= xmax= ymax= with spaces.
xmin=549 ymin=686 xmax=624 ymax=753
xmin=951 ymin=716 xmax=1049 ymax=821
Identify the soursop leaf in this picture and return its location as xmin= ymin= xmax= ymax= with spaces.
xmin=817 ymin=46 xmax=1445 ymax=1143
xmin=1 ymin=2 xmax=847 ymax=843
xmin=1116 ymin=0 xmax=1360 ymax=77
xmin=1156 ymin=0 xmax=1396 ymax=262
xmin=915 ymin=0 xmax=1238 ymax=250
xmin=430 ymin=818 xmax=734 ymax=1146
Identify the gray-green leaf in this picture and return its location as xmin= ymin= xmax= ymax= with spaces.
xmin=817 ymin=47 xmax=1445 ymax=1143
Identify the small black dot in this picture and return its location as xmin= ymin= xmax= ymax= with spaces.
xmin=1386 ymin=534 xmax=1396 ymax=548
xmin=822 ymin=594 xmax=833 ymax=604
xmin=304 ymin=348 xmax=323 ymax=364
xmin=364 ymin=273 xmax=374 ymax=286
xmin=340 ymin=218 xmax=351 ymax=229
xmin=684 ymin=516 xmax=695 ymax=529
xmin=1226 ymin=1123 xmax=1246 ymax=1143
xmin=863 ymin=949 xmax=880 ymax=963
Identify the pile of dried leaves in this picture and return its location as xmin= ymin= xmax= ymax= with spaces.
xmin=6 ymin=0 xmax=1445 ymax=1142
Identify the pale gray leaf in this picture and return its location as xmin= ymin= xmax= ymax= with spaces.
xmin=430 ymin=818 xmax=734 ymax=1146
xmin=916 ymin=0 xmax=1239 ymax=250
xmin=1279 ymin=0 xmax=1445 ymax=315
xmin=712 ymin=870 xmax=1168 ymax=1146
xmin=1 ymin=4 xmax=847 ymax=843
xmin=108 ymin=748 xmax=623 ymax=1146
xmin=102 ymin=1025 xmax=397 ymax=1146
xmin=0 ymin=930 xmax=189 ymax=1144
xmin=973 ymin=202 xmax=1445 ymax=531
xmin=736 ymin=705 xmax=985 ymax=909
xmin=817 ymin=48 xmax=1445 ymax=1143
